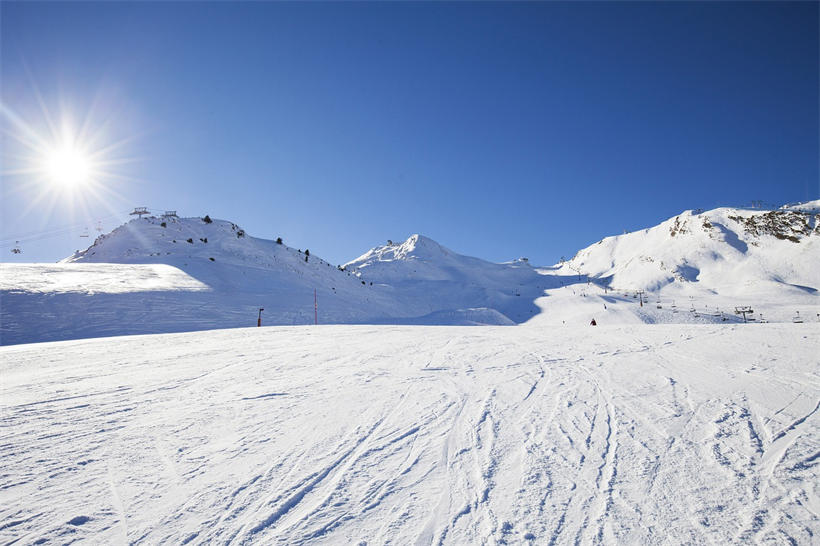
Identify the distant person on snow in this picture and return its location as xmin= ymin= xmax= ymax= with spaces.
xmin=590 ymin=318 xmax=597 ymax=326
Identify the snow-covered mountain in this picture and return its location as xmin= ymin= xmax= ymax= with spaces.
xmin=559 ymin=202 xmax=819 ymax=295
xmin=344 ymin=234 xmax=555 ymax=324
xmin=1 ymin=216 xmax=542 ymax=345
xmin=0 ymin=216 xmax=404 ymax=344
xmin=527 ymin=202 xmax=820 ymax=327
xmin=531 ymin=202 xmax=819 ymax=325
xmin=346 ymin=234 xmax=533 ymax=284
xmin=66 ymin=215 xmax=342 ymax=273
xmin=1 ymin=202 xmax=818 ymax=345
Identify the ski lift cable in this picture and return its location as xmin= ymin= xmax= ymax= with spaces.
xmin=0 ymin=230 xmax=91 ymax=248
xmin=0 ymin=207 xmax=178 ymax=248
xmin=0 ymin=210 xmax=129 ymax=246
xmin=1 ymin=205 xmax=176 ymax=248
xmin=0 ymin=221 xmax=93 ymax=244
xmin=1 ymin=214 xmax=119 ymax=239
xmin=0 ymin=227 xmax=94 ymax=247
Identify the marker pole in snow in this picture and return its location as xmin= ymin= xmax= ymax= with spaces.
xmin=258 ymin=308 xmax=264 ymax=327
xmin=314 ymin=290 xmax=318 ymax=325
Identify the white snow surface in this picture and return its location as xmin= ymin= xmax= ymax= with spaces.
xmin=1 ymin=323 xmax=818 ymax=544
xmin=0 ymin=263 xmax=209 ymax=294
xmin=782 ymin=199 xmax=820 ymax=214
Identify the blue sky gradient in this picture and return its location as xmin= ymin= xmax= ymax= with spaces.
xmin=2 ymin=2 xmax=818 ymax=265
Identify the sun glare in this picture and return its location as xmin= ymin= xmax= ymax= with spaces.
xmin=2 ymin=92 xmax=137 ymax=225
xmin=44 ymin=145 xmax=92 ymax=188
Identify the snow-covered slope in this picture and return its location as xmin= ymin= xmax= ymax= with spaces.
xmin=2 ymin=323 xmax=818 ymax=544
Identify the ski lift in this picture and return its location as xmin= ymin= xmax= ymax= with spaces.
xmin=734 ymin=306 xmax=754 ymax=323
xmin=80 ymin=228 xmax=90 ymax=238
xmin=96 ymin=221 xmax=103 ymax=233
xmin=11 ymin=241 xmax=21 ymax=254
xmin=792 ymin=311 xmax=803 ymax=324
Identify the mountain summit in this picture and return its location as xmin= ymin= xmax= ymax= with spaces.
xmin=345 ymin=234 xmax=523 ymax=283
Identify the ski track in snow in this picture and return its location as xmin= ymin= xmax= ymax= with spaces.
xmin=1 ymin=323 xmax=818 ymax=544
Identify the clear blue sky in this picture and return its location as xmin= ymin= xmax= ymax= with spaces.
xmin=2 ymin=1 xmax=818 ymax=266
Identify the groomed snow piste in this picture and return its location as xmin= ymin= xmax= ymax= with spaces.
xmin=1 ymin=323 xmax=818 ymax=544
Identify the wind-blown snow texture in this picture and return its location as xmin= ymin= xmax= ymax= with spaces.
xmin=1 ymin=323 xmax=818 ymax=544
xmin=1 ymin=202 xmax=818 ymax=345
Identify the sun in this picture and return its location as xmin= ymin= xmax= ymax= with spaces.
xmin=44 ymin=144 xmax=93 ymax=188
xmin=1 ymin=90 xmax=138 ymax=232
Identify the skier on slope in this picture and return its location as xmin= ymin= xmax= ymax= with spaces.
xmin=590 ymin=318 xmax=597 ymax=326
